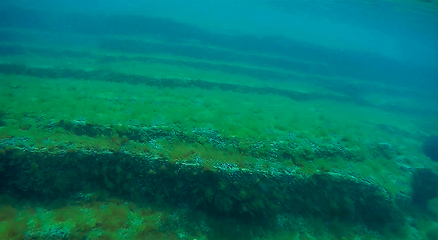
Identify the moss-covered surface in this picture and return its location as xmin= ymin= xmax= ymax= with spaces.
xmin=0 ymin=72 xmax=434 ymax=187
xmin=0 ymin=68 xmax=436 ymax=239
xmin=0 ymin=194 xmax=415 ymax=240
xmin=0 ymin=8 xmax=438 ymax=238
xmin=0 ymin=142 xmax=404 ymax=223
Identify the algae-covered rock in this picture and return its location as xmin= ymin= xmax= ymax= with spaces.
xmin=0 ymin=143 xmax=405 ymax=233
xmin=411 ymin=168 xmax=438 ymax=208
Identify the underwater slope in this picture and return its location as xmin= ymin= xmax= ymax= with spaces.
xmin=0 ymin=2 xmax=438 ymax=240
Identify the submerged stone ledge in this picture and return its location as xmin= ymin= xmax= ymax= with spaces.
xmin=0 ymin=62 xmax=436 ymax=117
xmin=3 ymin=118 xmax=375 ymax=169
xmin=0 ymin=42 xmax=432 ymax=104
xmin=0 ymin=141 xmax=405 ymax=232
xmin=0 ymin=63 xmax=314 ymax=101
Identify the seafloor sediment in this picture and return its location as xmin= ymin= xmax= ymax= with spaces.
xmin=1 ymin=7 xmax=438 ymax=239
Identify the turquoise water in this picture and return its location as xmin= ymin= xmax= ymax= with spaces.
xmin=0 ymin=1 xmax=437 ymax=239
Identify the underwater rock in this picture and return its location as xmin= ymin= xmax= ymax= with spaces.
xmin=423 ymin=135 xmax=438 ymax=162
xmin=0 ymin=143 xmax=404 ymax=232
xmin=411 ymin=168 xmax=438 ymax=208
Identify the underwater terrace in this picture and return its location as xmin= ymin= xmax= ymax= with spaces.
xmin=1 ymin=1 xmax=438 ymax=240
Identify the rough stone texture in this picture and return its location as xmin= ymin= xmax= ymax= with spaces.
xmin=0 ymin=143 xmax=405 ymax=232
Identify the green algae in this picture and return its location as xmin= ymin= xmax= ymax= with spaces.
xmin=0 ymin=17 xmax=437 ymax=240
